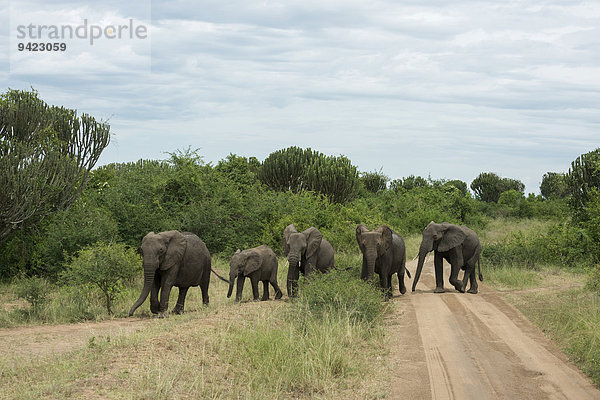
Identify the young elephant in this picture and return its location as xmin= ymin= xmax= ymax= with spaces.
xmin=356 ymin=224 xmax=411 ymax=299
xmin=227 ymin=245 xmax=283 ymax=302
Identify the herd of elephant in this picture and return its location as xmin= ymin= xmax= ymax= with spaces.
xmin=128 ymin=222 xmax=483 ymax=317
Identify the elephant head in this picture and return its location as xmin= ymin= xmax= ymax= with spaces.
xmin=227 ymin=249 xmax=261 ymax=299
xmin=283 ymin=224 xmax=323 ymax=270
xmin=355 ymin=224 xmax=393 ymax=281
xmin=129 ymin=230 xmax=187 ymax=316
xmin=412 ymin=222 xmax=466 ymax=291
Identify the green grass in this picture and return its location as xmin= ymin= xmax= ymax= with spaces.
xmin=508 ymin=288 xmax=600 ymax=386
xmin=484 ymin=266 xmax=541 ymax=290
xmin=0 ymin=260 xmax=389 ymax=399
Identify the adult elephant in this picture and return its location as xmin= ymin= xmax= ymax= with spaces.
xmin=283 ymin=224 xmax=335 ymax=297
xmin=412 ymin=222 xmax=483 ymax=294
xmin=356 ymin=224 xmax=411 ymax=299
xmin=129 ymin=230 xmax=228 ymax=316
xmin=227 ymin=245 xmax=283 ymax=302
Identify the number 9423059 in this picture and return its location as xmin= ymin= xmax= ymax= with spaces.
xmin=18 ymin=42 xmax=67 ymax=51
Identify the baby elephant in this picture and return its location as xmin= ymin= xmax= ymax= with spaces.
xmin=227 ymin=245 xmax=283 ymax=302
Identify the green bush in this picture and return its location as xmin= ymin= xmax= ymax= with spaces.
xmin=14 ymin=276 xmax=51 ymax=314
xmin=294 ymin=269 xmax=385 ymax=325
xmin=63 ymin=242 xmax=141 ymax=314
xmin=361 ymin=170 xmax=388 ymax=193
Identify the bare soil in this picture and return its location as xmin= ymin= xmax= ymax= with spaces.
xmin=386 ymin=258 xmax=600 ymax=399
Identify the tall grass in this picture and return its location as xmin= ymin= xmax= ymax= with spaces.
xmin=510 ymin=289 xmax=600 ymax=385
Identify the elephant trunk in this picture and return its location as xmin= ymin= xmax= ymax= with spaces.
xmin=287 ymin=254 xmax=300 ymax=297
xmin=227 ymin=274 xmax=235 ymax=298
xmin=412 ymin=241 xmax=431 ymax=292
xmin=129 ymin=267 xmax=155 ymax=316
xmin=365 ymin=248 xmax=377 ymax=281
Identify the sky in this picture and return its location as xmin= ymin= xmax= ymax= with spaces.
xmin=1 ymin=0 xmax=599 ymax=194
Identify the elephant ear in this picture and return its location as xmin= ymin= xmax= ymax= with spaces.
xmin=376 ymin=225 xmax=393 ymax=255
xmin=355 ymin=224 xmax=369 ymax=251
xmin=160 ymin=230 xmax=187 ymax=271
xmin=303 ymin=227 xmax=323 ymax=259
xmin=243 ymin=251 xmax=261 ymax=276
xmin=437 ymin=223 xmax=466 ymax=252
xmin=283 ymin=224 xmax=297 ymax=256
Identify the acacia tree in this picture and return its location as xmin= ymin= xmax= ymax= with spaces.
xmin=0 ymin=89 xmax=110 ymax=241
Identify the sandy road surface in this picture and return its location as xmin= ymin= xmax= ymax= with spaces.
xmin=390 ymin=258 xmax=600 ymax=400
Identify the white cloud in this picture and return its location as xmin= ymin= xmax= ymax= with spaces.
xmin=1 ymin=0 xmax=599 ymax=193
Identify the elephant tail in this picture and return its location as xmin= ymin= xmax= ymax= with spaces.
xmin=477 ymin=258 xmax=483 ymax=281
xmin=406 ymin=268 xmax=412 ymax=279
xmin=211 ymin=268 xmax=230 ymax=284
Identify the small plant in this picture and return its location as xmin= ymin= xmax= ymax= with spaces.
xmin=63 ymin=242 xmax=141 ymax=314
xmin=14 ymin=276 xmax=50 ymax=314
xmin=294 ymin=269 xmax=385 ymax=325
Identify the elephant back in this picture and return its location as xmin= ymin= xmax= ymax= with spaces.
xmin=177 ymin=233 xmax=211 ymax=286
xmin=315 ymin=238 xmax=335 ymax=272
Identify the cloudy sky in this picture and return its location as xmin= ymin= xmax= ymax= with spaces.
xmin=1 ymin=0 xmax=599 ymax=193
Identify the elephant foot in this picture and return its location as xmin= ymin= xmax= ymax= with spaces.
xmin=275 ymin=291 xmax=283 ymax=300
xmin=399 ymin=286 xmax=407 ymax=295
xmin=467 ymin=287 xmax=478 ymax=294
xmin=172 ymin=306 xmax=184 ymax=315
xmin=260 ymin=296 xmax=269 ymax=301
xmin=433 ymin=287 xmax=445 ymax=293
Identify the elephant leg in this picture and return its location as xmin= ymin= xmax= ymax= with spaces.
xmin=235 ymin=275 xmax=245 ymax=302
xmin=200 ymin=267 xmax=210 ymax=306
xmin=433 ymin=252 xmax=445 ymax=293
xmin=448 ymin=251 xmax=464 ymax=292
xmin=150 ymin=274 xmax=161 ymax=314
xmin=172 ymin=287 xmax=189 ymax=314
xmin=379 ymin=274 xmax=391 ymax=300
xmin=271 ymin=280 xmax=283 ymax=299
xmin=159 ymin=282 xmax=173 ymax=315
xmin=251 ymin=277 xmax=260 ymax=301
xmin=467 ymin=267 xmax=479 ymax=294
xmin=261 ymin=281 xmax=270 ymax=301
xmin=398 ymin=268 xmax=406 ymax=295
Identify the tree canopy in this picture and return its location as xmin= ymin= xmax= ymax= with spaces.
xmin=0 ymin=89 xmax=110 ymax=241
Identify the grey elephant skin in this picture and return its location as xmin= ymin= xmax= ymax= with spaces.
xmin=412 ymin=222 xmax=483 ymax=294
xmin=356 ymin=224 xmax=411 ymax=299
xmin=129 ymin=230 xmax=228 ymax=316
xmin=227 ymin=245 xmax=283 ymax=302
xmin=283 ymin=224 xmax=335 ymax=297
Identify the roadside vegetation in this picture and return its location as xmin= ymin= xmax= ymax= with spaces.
xmin=2 ymin=90 xmax=600 ymax=394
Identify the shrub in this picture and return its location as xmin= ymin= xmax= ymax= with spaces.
xmin=14 ymin=276 xmax=51 ymax=314
xmin=361 ymin=170 xmax=388 ymax=193
xmin=294 ymin=269 xmax=385 ymax=325
xmin=63 ymin=242 xmax=141 ymax=314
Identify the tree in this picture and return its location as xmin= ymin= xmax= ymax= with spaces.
xmin=470 ymin=172 xmax=524 ymax=202
xmin=64 ymin=242 xmax=140 ymax=314
xmin=259 ymin=147 xmax=358 ymax=203
xmin=258 ymin=146 xmax=314 ymax=192
xmin=566 ymin=148 xmax=600 ymax=221
xmin=540 ymin=172 xmax=568 ymax=200
xmin=0 ymin=89 xmax=110 ymax=241
xmin=361 ymin=170 xmax=389 ymax=193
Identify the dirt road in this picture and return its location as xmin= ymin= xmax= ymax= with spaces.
xmin=390 ymin=258 xmax=600 ymax=400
